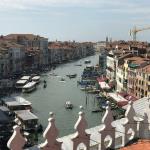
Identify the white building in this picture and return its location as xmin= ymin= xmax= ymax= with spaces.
xmin=116 ymin=66 xmax=124 ymax=92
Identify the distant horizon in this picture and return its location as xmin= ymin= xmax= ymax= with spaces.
xmin=1 ymin=0 xmax=150 ymax=42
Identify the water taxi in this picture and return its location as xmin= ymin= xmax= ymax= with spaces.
xmin=15 ymin=79 xmax=28 ymax=89
xmin=84 ymin=60 xmax=91 ymax=64
xmin=22 ymin=81 xmax=36 ymax=93
xmin=20 ymin=76 xmax=31 ymax=81
xmin=65 ymin=101 xmax=73 ymax=109
xmin=32 ymin=76 xmax=40 ymax=84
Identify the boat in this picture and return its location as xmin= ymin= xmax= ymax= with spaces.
xmin=20 ymin=76 xmax=31 ymax=81
xmin=92 ymin=108 xmax=103 ymax=113
xmin=15 ymin=79 xmax=28 ymax=89
xmin=43 ymin=80 xmax=47 ymax=84
xmin=32 ymin=76 xmax=40 ymax=84
xmin=65 ymin=101 xmax=73 ymax=109
xmin=66 ymin=74 xmax=77 ymax=78
xmin=2 ymin=96 xmax=32 ymax=111
xmin=14 ymin=110 xmax=39 ymax=133
xmin=43 ymin=83 xmax=47 ymax=88
xmin=49 ymin=72 xmax=57 ymax=76
xmin=22 ymin=81 xmax=36 ymax=93
xmin=84 ymin=60 xmax=91 ymax=64
xmin=60 ymin=78 xmax=65 ymax=82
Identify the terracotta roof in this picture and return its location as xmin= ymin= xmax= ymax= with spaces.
xmin=0 ymin=40 xmax=23 ymax=48
xmin=120 ymin=140 xmax=150 ymax=150
xmin=5 ymin=34 xmax=47 ymax=41
xmin=138 ymin=64 xmax=150 ymax=73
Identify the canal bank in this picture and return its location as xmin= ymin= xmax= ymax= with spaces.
xmin=11 ymin=54 xmax=103 ymax=138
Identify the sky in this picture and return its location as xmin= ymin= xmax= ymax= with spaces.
xmin=0 ymin=0 xmax=150 ymax=42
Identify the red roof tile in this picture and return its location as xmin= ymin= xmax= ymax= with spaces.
xmin=120 ymin=140 xmax=150 ymax=150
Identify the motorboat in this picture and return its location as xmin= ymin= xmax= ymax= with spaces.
xmin=20 ymin=76 xmax=31 ymax=81
xmin=65 ymin=101 xmax=73 ymax=109
xmin=92 ymin=108 xmax=103 ymax=113
xmin=22 ymin=81 xmax=36 ymax=93
xmin=15 ymin=79 xmax=28 ymax=89
xmin=32 ymin=76 xmax=40 ymax=84
xmin=84 ymin=60 xmax=91 ymax=64
xmin=66 ymin=74 xmax=77 ymax=79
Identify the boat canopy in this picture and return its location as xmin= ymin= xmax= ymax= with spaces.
xmin=108 ymin=93 xmax=128 ymax=103
xmin=20 ymin=76 xmax=31 ymax=80
xmin=3 ymin=96 xmax=32 ymax=106
xmin=23 ymin=81 xmax=36 ymax=88
xmin=16 ymin=79 xmax=28 ymax=84
xmin=15 ymin=110 xmax=38 ymax=121
xmin=99 ymin=82 xmax=110 ymax=89
xmin=32 ymin=76 xmax=40 ymax=80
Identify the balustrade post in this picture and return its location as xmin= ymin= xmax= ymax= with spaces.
xmin=121 ymin=101 xmax=138 ymax=146
xmin=72 ymin=107 xmax=90 ymax=150
xmin=39 ymin=112 xmax=62 ymax=150
xmin=7 ymin=125 xmax=26 ymax=150
xmin=99 ymin=101 xmax=115 ymax=150
xmin=138 ymin=103 xmax=150 ymax=139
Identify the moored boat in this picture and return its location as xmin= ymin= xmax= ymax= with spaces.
xmin=92 ymin=108 xmax=103 ymax=113
xmin=15 ymin=79 xmax=28 ymax=89
xmin=2 ymin=96 xmax=32 ymax=111
xmin=14 ymin=110 xmax=39 ymax=133
xmin=32 ymin=76 xmax=40 ymax=84
xmin=84 ymin=60 xmax=91 ymax=64
xmin=22 ymin=81 xmax=36 ymax=93
xmin=20 ymin=76 xmax=31 ymax=81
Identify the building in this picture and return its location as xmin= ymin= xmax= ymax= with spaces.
xmin=48 ymin=41 xmax=95 ymax=65
xmin=0 ymin=40 xmax=25 ymax=76
xmin=116 ymin=65 xmax=124 ymax=92
xmin=0 ymin=47 xmax=9 ymax=78
xmin=106 ymin=50 xmax=132 ymax=81
xmin=99 ymin=49 xmax=107 ymax=75
xmin=5 ymin=34 xmax=49 ymax=69
xmin=125 ymin=57 xmax=150 ymax=98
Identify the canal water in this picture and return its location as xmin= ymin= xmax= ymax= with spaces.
xmin=16 ymin=54 xmax=103 ymax=138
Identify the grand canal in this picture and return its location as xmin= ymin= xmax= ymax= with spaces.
xmin=14 ymin=54 xmax=103 ymax=138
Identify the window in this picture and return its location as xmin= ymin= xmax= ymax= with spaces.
xmin=139 ymin=80 xmax=141 ymax=85
xmin=148 ymin=85 xmax=150 ymax=92
xmin=119 ymin=78 xmax=121 ymax=83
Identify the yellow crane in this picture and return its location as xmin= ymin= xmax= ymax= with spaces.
xmin=130 ymin=26 xmax=150 ymax=41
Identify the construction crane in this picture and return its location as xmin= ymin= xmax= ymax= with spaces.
xmin=130 ymin=26 xmax=150 ymax=41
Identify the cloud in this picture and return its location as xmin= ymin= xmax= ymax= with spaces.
xmin=0 ymin=0 xmax=150 ymax=16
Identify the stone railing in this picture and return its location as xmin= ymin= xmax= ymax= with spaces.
xmin=7 ymin=101 xmax=150 ymax=150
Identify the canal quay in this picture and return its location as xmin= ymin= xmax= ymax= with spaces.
xmin=12 ymin=54 xmax=103 ymax=138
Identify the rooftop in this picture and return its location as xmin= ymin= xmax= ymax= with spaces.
xmin=2 ymin=96 xmax=32 ymax=106
xmin=15 ymin=110 xmax=38 ymax=121
xmin=120 ymin=140 xmax=150 ymax=150
xmin=5 ymin=34 xmax=47 ymax=41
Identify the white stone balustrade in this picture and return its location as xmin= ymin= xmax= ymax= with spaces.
xmin=7 ymin=101 xmax=150 ymax=150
